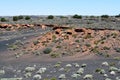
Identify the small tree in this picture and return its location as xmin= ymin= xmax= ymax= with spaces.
xmin=72 ymin=14 xmax=82 ymax=19
xmin=18 ymin=15 xmax=24 ymax=19
xmin=101 ymin=15 xmax=109 ymax=18
xmin=47 ymin=15 xmax=54 ymax=19
xmin=43 ymin=48 xmax=52 ymax=54
xmin=1 ymin=18 xmax=7 ymax=22
xmin=25 ymin=16 xmax=31 ymax=20
xmin=13 ymin=16 xmax=18 ymax=21
xmin=115 ymin=14 xmax=120 ymax=18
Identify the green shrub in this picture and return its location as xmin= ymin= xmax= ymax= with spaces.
xmin=115 ymin=14 xmax=120 ymax=18
xmin=114 ymin=48 xmax=120 ymax=52
xmin=50 ymin=53 xmax=60 ymax=58
xmin=95 ymin=68 xmax=101 ymax=72
xmin=85 ymin=44 xmax=91 ymax=47
xmin=1 ymin=18 xmax=7 ymax=22
xmin=50 ymin=77 xmax=57 ymax=80
xmin=56 ymin=46 xmax=61 ymax=48
xmin=52 ymin=35 xmax=56 ymax=40
xmin=101 ymin=15 xmax=109 ymax=18
xmin=25 ymin=16 xmax=31 ymax=20
xmin=43 ymin=48 xmax=52 ymax=54
xmin=60 ymin=16 xmax=67 ymax=18
xmin=113 ymin=57 xmax=120 ymax=60
xmin=13 ymin=16 xmax=18 ymax=21
xmin=33 ymin=40 xmax=39 ymax=45
xmin=47 ymin=15 xmax=54 ymax=19
xmin=18 ymin=15 xmax=24 ymax=19
xmin=72 ymin=14 xmax=82 ymax=19
xmin=84 ymin=34 xmax=92 ymax=39
xmin=103 ymin=46 xmax=110 ymax=50
xmin=75 ymin=40 xmax=80 ymax=43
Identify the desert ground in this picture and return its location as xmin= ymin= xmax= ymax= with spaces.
xmin=0 ymin=15 xmax=120 ymax=80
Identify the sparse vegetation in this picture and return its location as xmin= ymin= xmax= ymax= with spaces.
xmin=50 ymin=53 xmax=60 ymax=58
xmin=72 ymin=14 xmax=82 ymax=19
xmin=47 ymin=15 xmax=54 ymax=19
xmin=43 ymin=48 xmax=52 ymax=54
xmin=25 ymin=16 xmax=31 ymax=20
xmin=115 ymin=14 xmax=120 ymax=18
xmin=13 ymin=16 xmax=18 ymax=21
xmin=0 ymin=15 xmax=120 ymax=80
xmin=18 ymin=15 xmax=24 ymax=19
xmin=33 ymin=40 xmax=39 ymax=45
xmin=114 ymin=48 xmax=120 ymax=52
xmin=1 ymin=18 xmax=7 ymax=22
xmin=101 ymin=15 xmax=109 ymax=18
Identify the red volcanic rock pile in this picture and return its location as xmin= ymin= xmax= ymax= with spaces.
xmin=20 ymin=27 xmax=119 ymax=58
xmin=6 ymin=25 xmax=120 ymax=58
xmin=0 ymin=23 xmax=57 ymax=30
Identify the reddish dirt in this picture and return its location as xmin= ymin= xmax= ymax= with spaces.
xmin=0 ymin=27 xmax=119 ymax=63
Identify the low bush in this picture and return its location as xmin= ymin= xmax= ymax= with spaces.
xmin=72 ymin=14 xmax=82 ymax=19
xmin=1 ymin=18 xmax=7 ymax=22
xmin=101 ymin=15 xmax=109 ymax=18
xmin=43 ymin=48 xmax=52 ymax=54
xmin=25 ymin=16 xmax=31 ymax=20
xmin=13 ymin=16 xmax=18 ymax=21
xmin=47 ymin=15 xmax=54 ymax=19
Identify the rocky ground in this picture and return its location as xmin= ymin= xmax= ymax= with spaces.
xmin=0 ymin=16 xmax=120 ymax=80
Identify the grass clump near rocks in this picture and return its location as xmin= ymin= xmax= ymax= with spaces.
xmin=33 ymin=40 xmax=40 ymax=45
xmin=43 ymin=48 xmax=52 ymax=54
xmin=113 ymin=57 xmax=120 ymax=60
xmin=50 ymin=53 xmax=60 ymax=58
xmin=50 ymin=77 xmax=57 ymax=80
xmin=114 ymin=48 xmax=120 ymax=52
xmin=95 ymin=68 xmax=105 ymax=74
